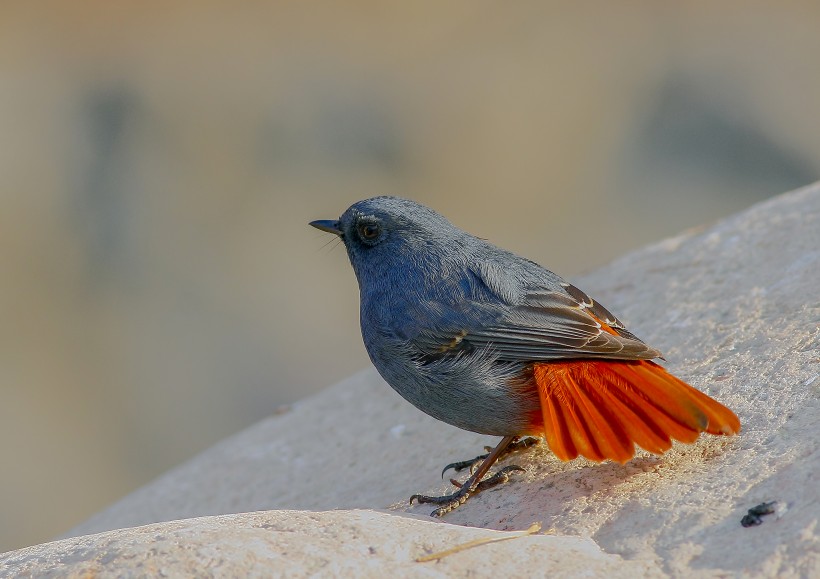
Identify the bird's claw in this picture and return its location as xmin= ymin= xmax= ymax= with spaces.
xmin=440 ymin=437 xmax=539 ymax=478
xmin=441 ymin=454 xmax=489 ymax=478
xmin=411 ymin=465 xmax=526 ymax=516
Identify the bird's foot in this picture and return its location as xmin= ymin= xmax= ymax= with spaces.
xmin=441 ymin=436 xmax=539 ymax=478
xmin=410 ymin=465 xmax=525 ymax=517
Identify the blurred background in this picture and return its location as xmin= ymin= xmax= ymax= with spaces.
xmin=1 ymin=1 xmax=819 ymax=552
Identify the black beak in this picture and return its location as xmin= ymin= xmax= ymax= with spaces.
xmin=309 ymin=220 xmax=343 ymax=236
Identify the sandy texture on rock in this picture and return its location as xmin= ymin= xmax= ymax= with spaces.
xmin=0 ymin=510 xmax=655 ymax=578
xmin=2 ymin=184 xmax=818 ymax=576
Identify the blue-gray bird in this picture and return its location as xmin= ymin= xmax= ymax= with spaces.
xmin=310 ymin=196 xmax=740 ymax=516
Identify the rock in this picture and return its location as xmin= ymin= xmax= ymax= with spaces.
xmin=0 ymin=510 xmax=654 ymax=577
xmin=2 ymin=183 xmax=818 ymax=576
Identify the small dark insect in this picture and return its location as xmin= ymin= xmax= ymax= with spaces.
xmin=741 ymin=501 xmax=777 ymax=527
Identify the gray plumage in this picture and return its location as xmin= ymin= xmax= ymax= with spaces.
xmin=311 ymin=196 xmax=661 ymax=436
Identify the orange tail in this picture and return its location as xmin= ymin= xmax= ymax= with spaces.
xmin=531 ymin=360 xmax=740 ymax=464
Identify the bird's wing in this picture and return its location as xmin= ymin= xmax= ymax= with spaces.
xmin=409 ymin=281 xmax=661 ymax=363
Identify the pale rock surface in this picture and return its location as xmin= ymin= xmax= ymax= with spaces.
xmin=1 ymin=183 xmax=819 ymax=576
xmin=0 ymin=510 xmax=654 ymax=578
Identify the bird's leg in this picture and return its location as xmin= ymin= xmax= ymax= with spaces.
xmin=410 ymin=435 xmax=526 ymax=517
xmin=441 ymin=436 xmax=539 ymax=478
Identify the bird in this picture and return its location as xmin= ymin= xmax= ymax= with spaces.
xmin=310 ymin=196 xmax=740 ymax=516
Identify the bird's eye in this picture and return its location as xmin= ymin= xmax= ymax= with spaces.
xmin=358 ymin=222 xmax=381 ymax=241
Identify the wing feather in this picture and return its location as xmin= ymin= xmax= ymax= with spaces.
xmin=407 ymin=270 xmax=661 ymax=363
xmin=462 ymin=288 xmax=661 ymax=362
